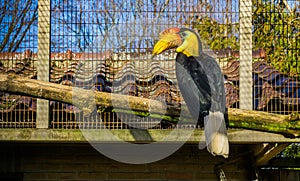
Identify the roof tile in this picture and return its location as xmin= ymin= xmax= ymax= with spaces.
xmin=0 ymin=49 xmax=298 ymax=127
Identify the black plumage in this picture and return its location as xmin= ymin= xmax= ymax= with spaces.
xmin=152 ymin=27 xmax=229 ymax=158
xmin=175 ymin=53 xmax=211 ymax=126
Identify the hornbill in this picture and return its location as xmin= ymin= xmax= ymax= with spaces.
xmin=152 ymin=27 xmax=229 ymax=158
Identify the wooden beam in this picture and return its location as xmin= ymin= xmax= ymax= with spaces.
xmin=252 ymin=143 xmax=290 ymax=166
xmin=0 ymin=129 xmax=300 ymax=143
xmin=229 ymin=130 xmax=300 ymax=143
xmin=239 ymin=0 xmax=253 ymax=110
xmin=268 ymin=157 xmax=300 ymax=168
xmin=37 ymin=0 xmax=50 ymax=128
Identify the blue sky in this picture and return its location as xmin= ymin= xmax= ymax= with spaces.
xmin=0 ymin=0 xmax=298 ymax=53
xmin=0 ymin=0 xmax=38 ymax=52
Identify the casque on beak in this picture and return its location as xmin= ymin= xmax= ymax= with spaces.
xmin=152 ymin=27 xmax=182 ymax=56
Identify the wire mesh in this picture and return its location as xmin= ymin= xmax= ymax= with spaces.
xmin=0 ymin=0 xmax=38 ymax=128
xmin=253 ymin=0 xmax=300 ymax=114
xmin=0 ymin=0 xmax=299 ymax=129
xmin=49 ymin=0 xmax=240 ymax=129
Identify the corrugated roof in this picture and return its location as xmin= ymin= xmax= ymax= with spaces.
xmin=223 ymin=60 xmax=299 ymax=113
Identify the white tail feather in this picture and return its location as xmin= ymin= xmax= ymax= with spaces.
xmin=201 ymin=111 xmax=229 ymax=158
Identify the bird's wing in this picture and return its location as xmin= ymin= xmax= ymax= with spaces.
xmin=176 ymin=53 xmax=228 ymax=157
xmin=198 ymin=53 xmax=226 ymax=113
xmin=196 ymin=53 xmax=228 ymax=158
xmin=175 ymin=53 xmax=212 ymax=123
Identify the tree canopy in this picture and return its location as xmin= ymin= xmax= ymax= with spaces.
xmin=192 ymin=0 xmax=300 ymax=77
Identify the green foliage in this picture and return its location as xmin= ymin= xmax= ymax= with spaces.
xmin=191 ymin=1 xmax=300 ymax=77
xmin=192 ymin=16 xmax=239 ymax=50
xmin=282 ymin=143 xmax=300 ymax=159
xmin=253 ymin=1 xmax=300 ymax=78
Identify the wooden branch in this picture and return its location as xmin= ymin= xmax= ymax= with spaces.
xmin=228 ymin=109 xmax=300 ymax=138
xmin=251 ymin=143 xmax=290 ymax=166
xmin=0 ymin=74 xmax=178 ymax=117
xmin=1 ymin=74 xmax=300 ymax=138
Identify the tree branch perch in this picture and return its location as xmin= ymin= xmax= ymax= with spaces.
xmin=1 ymin=74 xmax=300 ymax=138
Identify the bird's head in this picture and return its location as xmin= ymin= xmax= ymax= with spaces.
xmin=152 ymin=27 xmax=202 ymax=57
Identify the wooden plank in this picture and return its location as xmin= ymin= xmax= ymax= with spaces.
xmin=228 ymin=130 xmax=300 ymax=143
xmin=268 ymin=158 xmax=300 ymax=168
xmin=37 ymin=0 xmax=50 ymax=128
xmin=0 ymin=129 xmax=300 ymax=143
xmin=239 ymin=0 xmax=253 ymax=110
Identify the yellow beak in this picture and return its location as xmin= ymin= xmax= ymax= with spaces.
xmin=152 ymin=28 xmax=182 ymax=56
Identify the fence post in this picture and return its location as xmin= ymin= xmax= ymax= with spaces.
xmin=37 ymin=0 xmax=50 ymax=128
xmin=239 ymin=0 xmax=253 ymax=110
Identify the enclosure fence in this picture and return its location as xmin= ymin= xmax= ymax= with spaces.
xmin=0 ymin=0 xmax=299 ymax=129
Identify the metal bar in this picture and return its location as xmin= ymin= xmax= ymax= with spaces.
xmin=239 ymin=0 xmax=253 ymax=110
xmin=37 ymin=0 xmax=50 ymax=128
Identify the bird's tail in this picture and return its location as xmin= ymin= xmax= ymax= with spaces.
xmin=199 ymin=111 xmax=229 ymax=158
